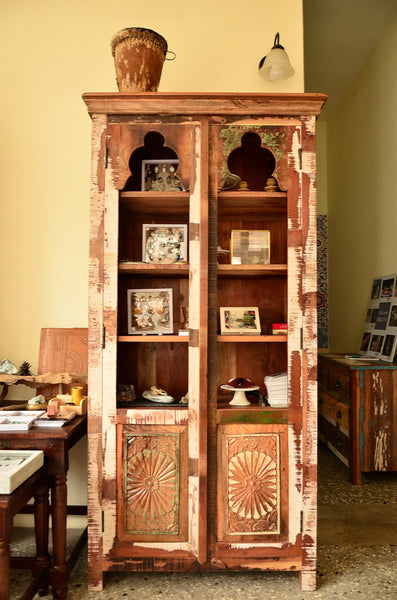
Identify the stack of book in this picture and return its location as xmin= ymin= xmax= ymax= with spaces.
xmin=264 ymin=372 xmax=288 ymax=407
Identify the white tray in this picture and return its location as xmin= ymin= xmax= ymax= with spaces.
xmin=0 ymin=450 xmax=44 ymax=494
xmin=0 ymin=410 xmax=45 ymax=431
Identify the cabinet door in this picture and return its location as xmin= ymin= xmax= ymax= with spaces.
xmin=100 ymin=120 xmax=208 ymax=566
xmin=117 ymin=424 xmax=189 ymax=542
xmin=208 ymin=119 xmax=314 ymax=575
xmin=217 ymin=424 xmax=289 ymax=543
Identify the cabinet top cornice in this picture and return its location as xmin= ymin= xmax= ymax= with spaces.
xmin=82 ymin=92 xmax=327 ymax=117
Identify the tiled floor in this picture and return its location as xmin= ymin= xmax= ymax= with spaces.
xmin=10 ymin=444 xmax=397 ymax=599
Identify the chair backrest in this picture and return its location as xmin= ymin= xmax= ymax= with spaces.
xmin=37 ymin=328 xmax=88 ymax=401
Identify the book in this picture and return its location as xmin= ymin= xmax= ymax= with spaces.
xmin=264 ymin=372 xmax=288 ymax=407
xmin=34 ymin=411 xmax=77 ymax=428
xmin=272 ymin=323 xmax=288 ymax=335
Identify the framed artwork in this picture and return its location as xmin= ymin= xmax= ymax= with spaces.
xmin=231 ymin=230 xmax=270 ymax=265
xmin=220 ymin=307 xmax=261 ymax=335
xmin=142 ymin=224 xmax=187 ymax=264
xmin=141 ymin=159 xmax=184 ymax=192
xmin=127 ymin=288 xmax=173 ymax=335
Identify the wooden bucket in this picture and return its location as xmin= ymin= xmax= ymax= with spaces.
xmin=111 ymin=27 xmax=168 ymax=91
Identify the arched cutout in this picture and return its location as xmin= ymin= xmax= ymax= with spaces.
xmin=227 ymin=132 xmax=276 ymax=191
xmin=123 ymin=131 xmax=178 ymax=191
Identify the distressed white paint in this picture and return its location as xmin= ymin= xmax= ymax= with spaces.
xmin=291 ymin=128 xmax=302 ymax=227
xmin=87 ymin=113 xmax=107 ymax=591
xmin=374 ymin=429 xmax=388 ymax=470
xmin=373 ymin=372 xmax=386 ymax=415
xmin=300 ymin=116 xmax=319 ymax=592
xmin=188 ymin=247 xmax=200 ymax=331
xmin=102 ymin=129 xmax=120 ymax=555
xmin=125 ymin=409 xmax=188 ymax=425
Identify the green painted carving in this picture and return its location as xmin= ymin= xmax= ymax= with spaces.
xmin=218 ymin=411 xmax=288 ymax=425
xmin=219 ymin=126 xmax=288 ymax=181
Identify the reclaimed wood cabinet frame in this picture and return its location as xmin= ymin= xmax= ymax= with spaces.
xmin=83 ymin=92 xmax=326 ymax=592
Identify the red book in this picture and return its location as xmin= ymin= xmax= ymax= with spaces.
xmin=272 ymin=323 xmax=288 ymax=335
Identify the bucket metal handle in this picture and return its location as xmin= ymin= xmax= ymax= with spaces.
xmin=166 ymin=51 xmax=176 ymax=61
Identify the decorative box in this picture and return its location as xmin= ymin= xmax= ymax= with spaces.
xmin=0 ymin=410 xmax=45 ymax=431
xmin=0 ymin=450 xmax=44 ymax=494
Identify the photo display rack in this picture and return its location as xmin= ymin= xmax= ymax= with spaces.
xmin=360 ymin=272 xmax=397 ymax=361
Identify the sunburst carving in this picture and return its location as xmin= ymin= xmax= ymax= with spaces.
xmin=127 ymin=449 xmax=176 ymax=518
xmin=124 ymin=434 xmax=180 ymax=534
xmin=228 ymin=450 xmax=277 ymax=519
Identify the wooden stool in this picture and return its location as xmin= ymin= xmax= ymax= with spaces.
xmin=0 ymin=467 xmax=50 ymax=600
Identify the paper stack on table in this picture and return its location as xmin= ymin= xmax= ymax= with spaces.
xmin=264 ymin=372 xmax=288 ymax=407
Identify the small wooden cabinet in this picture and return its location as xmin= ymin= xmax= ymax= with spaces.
xmin=83 ymin=93 xmax=325 ymax=591
xmin=318 ymin=353 xmax=397 ymax=484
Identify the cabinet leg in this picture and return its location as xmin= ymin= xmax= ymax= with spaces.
xmin=88 ymin=568 xmax=104 ymax=591
xmin=300 ymin=569 xmax=316 ymax=591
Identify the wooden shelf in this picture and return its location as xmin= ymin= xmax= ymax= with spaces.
xmin=119 ymin=191 xmax=190 ymax=214
xmin=218 ymin=191 xmax=287 ymax=217
xmin=119 ymin=262 xmax=189 ymax=276
xmin=118 ymin=335 xmax=189 ymax=343
xmin=217 ymin=335 xmax=287 ymax=342
xmin=217 ymin=264 xmax=287 ymax=277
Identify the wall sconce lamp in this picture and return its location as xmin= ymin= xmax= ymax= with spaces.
xmin=258 ymin=32 xmax=295 ymax=82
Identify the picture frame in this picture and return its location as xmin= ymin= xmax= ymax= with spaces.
xmin=231 ymin=230 xmax=270 ymax=265
xmin=127 ymin=288 xmax=173 ymax=335
xmin=142 ymin=224 xmax=187 ymax=264
xmin=141 ymin=159 xmax=184 ymax=192
xmin=220 ymin=307 xmax=261 ymax=335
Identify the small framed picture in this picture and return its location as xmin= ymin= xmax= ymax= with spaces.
xmin=220 ymin=307 xmax=261 ymax=335
xmin=142 ymin=224 xmax=187 ymax=264
xmin=141 ymin=159 xmax=184 ymax=192
xmin=231 ymin=230 xmax=270 ymax=265
xmin=127 ymin=288 xmax=173 ymax=335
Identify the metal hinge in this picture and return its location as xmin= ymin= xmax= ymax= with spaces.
xmin=102 ymin=325 xmax=106 ymax=349
xmin=298 ymin=147 xmax=302 ymax=170
xmin=300 ymin=327 xmax=303 ymax=349
xmin=300 ymin=510 xmax=303 ymax=532
xmin=105 ymin=145 xmax=109 ymax=168
xmin=102 ymin=510 xmax=105 ymax=532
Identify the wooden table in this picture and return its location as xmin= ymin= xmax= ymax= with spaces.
xmin=0 ymin=415 xmax=87 ymax=599
xmin=0 ymin=466 xmax=49 ymax=600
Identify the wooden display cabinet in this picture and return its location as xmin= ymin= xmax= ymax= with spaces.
xmin=83 ymin=92 xmax=326 ymax=591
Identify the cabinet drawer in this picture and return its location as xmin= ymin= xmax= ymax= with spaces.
xmin=318 ymin=359 xmax=351 ymax=400
xmin=318 ymin=414 xmax=350 ymax=464
xmin=318 ymin=390 xmax=350 ymax=433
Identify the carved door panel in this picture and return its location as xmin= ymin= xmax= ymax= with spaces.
xmin=217 ymin=424 xmax=289 ymax=544
xmin=117 ymin=424 xmax=189 ymax=543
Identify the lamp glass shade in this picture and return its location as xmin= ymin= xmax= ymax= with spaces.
xmin=259 ymin=47 xmax=295 ymax=82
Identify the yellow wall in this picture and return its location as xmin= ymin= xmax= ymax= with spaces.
xmin=315 ymin=122 xmax=328 ymax=215
xmin=0 ymin=0 xmax=304 ymax=514
xmin=326 ymin=15 xmax=397 ymax=352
